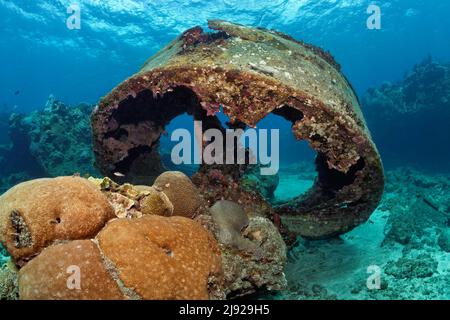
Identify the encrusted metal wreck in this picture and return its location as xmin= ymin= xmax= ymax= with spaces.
xmin=91 ymin=20 xmax=384 ymax=239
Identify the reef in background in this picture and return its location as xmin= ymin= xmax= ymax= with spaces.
xmin=0 ymin=96 xmax=99 ymax=193
xmin=363 ymin=58 xmax=450 ymax=171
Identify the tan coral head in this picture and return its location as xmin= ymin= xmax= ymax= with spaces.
xmin=91 ymin=20 xmax=384 ymax=239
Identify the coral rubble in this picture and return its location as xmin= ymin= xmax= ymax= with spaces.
xmin=271 ymin=164 xmax=450 ymax=300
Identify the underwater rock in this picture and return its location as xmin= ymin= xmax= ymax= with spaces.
xmin=91 ymin=20 xmax=384 ymax=239
xmin=218 ymin=216 xmax=287 ymax=297
xmin=153 ymin=171 xmax=202 ymax=218
xmin=4 ymin=95 xmax=98 ymax=180
xmin=0 ymin=176 xmax=115 ymax=263
xmin=96 ymin=216 xmax=224 ymax=300
xmin=198 ymin=202 xmax=287 ymax=298
xmin=363 ymin=58 xmax=450 ymax=171
xmin=210 ymin=200 xmax=254 ymax=251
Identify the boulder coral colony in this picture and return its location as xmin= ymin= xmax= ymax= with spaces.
xmin=1 ymin=20 xmax=448 ymax=300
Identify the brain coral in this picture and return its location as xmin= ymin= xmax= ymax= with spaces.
xmin=140 ymin=186 xmax=174 ymax=216
xmin=18 ymin=216 xmax=223 ymax=300
xmin=154 ymin=171 xmax=202 ymax=218
xmin=97 ymin=216 xmax=223 ymax=300
xmin=0 ymin=176 xmax=115 ymax=263
xmin=19 ymin=240 xmax=123 ymax=300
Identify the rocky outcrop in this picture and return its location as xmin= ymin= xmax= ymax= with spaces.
xmin=363 ymin=58 xmax=450 ymax=171
xmin=9 ymin=96 xmax=98 ymax=177
xmin=0 ymin=96 xmax=99 ymax=194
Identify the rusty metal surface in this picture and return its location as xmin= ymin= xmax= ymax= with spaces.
xmin=91 ymin=20 xmax=384 ymax=239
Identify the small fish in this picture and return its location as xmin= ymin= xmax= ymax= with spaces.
xmin=14 ymin=90 xmax=20 ymax=96
xmin=114 ymin=172 xmax=125 ymax=177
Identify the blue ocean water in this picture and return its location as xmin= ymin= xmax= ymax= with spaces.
xmin=0 ymin=0 xmax=449 ymax=300
xmin=1 ymin=0 xmax=449 ymax=113
xmin=1 ymin=0 xmax=449 ymax=172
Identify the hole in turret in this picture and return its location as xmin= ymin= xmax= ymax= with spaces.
xmin=240 ymin=108 xmax=317 ymax=204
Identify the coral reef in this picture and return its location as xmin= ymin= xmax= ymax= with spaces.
xmin=380 ymin=167 xmax=449 ymax=248
xmin=0 ymin=112 xmax=10 ymax=146
xmin=91 ymin=20 xmax=384 ymax=239
xmin=20 ymin=216 xmax=223 ymax=300
xmin=0 ymin=170 xmax=287 ymax=300
xmin=0 ymin=96 xmax=99 ymax=193
xmin=0 ymin=176 xmax=115 ymax=263
xmin=385 ymin=254 xmax=438 ymax=279
xmin=363 ymin=58 xmax=450 ymax=171
xmin=10 ymin=96 xmax=98 ymax=177
xmin=438 ymin=229 xmax=450 ymax=252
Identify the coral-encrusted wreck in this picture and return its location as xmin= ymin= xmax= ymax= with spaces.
xmin=92 ymin=20 xmax=384 ymax=239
